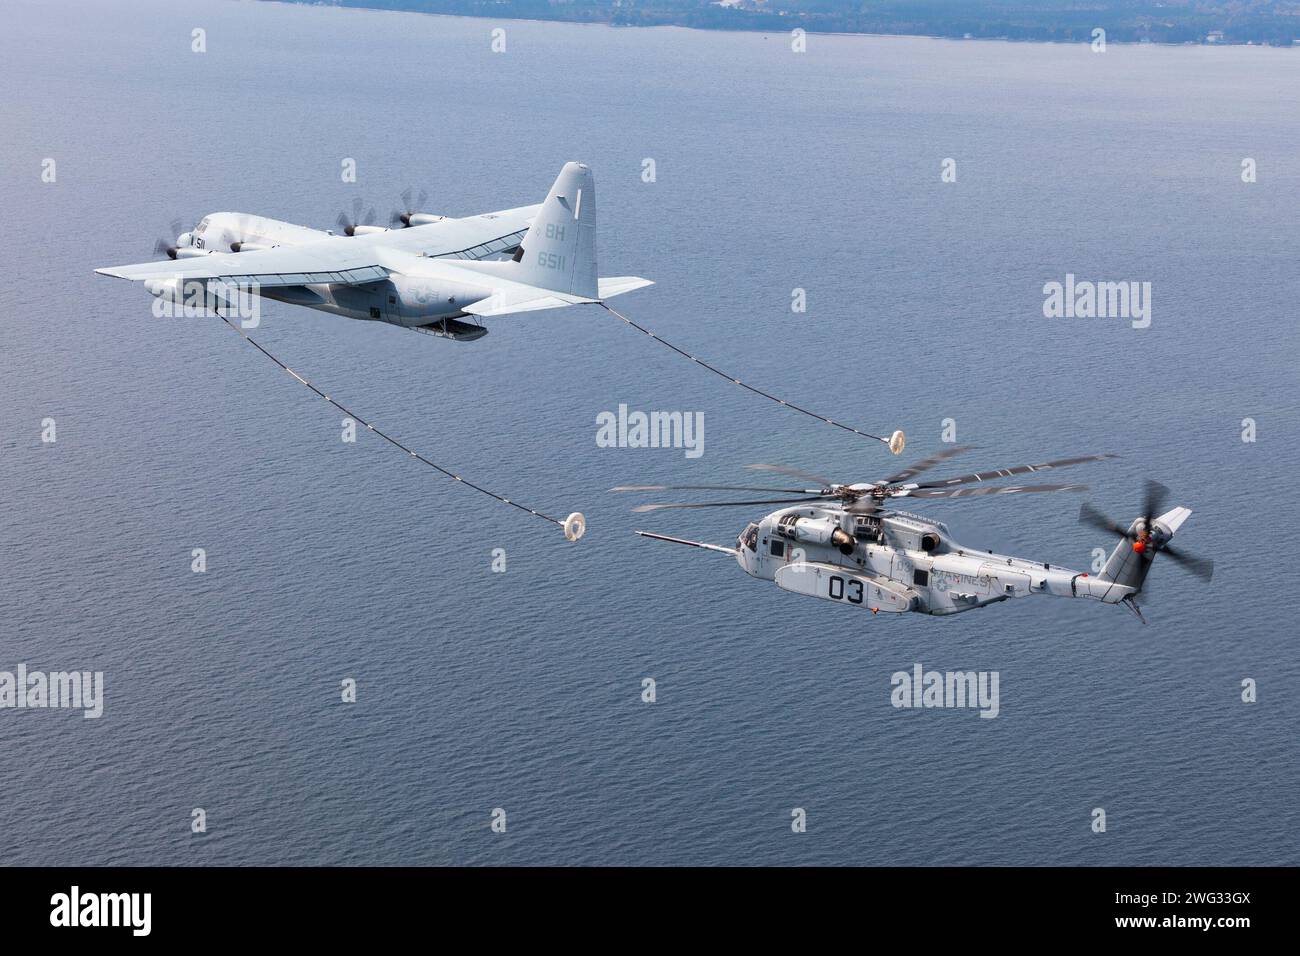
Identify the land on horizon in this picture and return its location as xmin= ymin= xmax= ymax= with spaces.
xmin=280 ymin=0 xmax=1300 ymax=46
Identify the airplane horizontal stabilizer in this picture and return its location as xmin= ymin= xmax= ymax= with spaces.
xmin=462 ymin=290 xmax=594 ymax=317
xmin=459 ymin=276 xmax=651 ymax=318
xmin=598 ymin=276 xmax=654 ymax=299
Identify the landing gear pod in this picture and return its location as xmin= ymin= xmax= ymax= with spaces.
xmin=888 ymin=430 xmax=907 ymax=455
xmin=563 ymin=512 xmax=587 ymax=541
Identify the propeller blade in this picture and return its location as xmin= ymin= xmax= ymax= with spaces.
xmin=1079 ymin=501 xmax=1130 ymax=539
xmin=338 ymin=198 xmax=378 ymax=235
xmin=152 ymin=218 xmax=187 ymax=259
xmin=903 ymin=453 xmax=1118 ymax=492
xmin=631 ymin=496 xmax=833 ymax=514
xmin=879 ymin=445 xmax=976 ymax=486
xmin=610 ymin=484 xmax=816 ymax=494
xmin=745 ymin=463 xmax=835 ymax=486
xmin=904 ymin=482 xmax=1088 ymax=499
xmin=1160 ymin=544 xmax=1214 ymax=582
xmin=392 ymin=186 xmax=431 ymax=226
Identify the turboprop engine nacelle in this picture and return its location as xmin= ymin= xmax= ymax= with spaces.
xmin=404 ymin=213 xmax=445 ymax=227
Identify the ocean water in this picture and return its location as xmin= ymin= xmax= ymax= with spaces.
xmin=1 ymin=0 xmax=1297 ymax=866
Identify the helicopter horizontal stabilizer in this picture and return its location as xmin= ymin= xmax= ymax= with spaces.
xmin=1156 ymin=506 xmax=1192 ymax=535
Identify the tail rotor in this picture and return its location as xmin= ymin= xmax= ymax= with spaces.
xmin=1078 ymin=480 xmax=1213 ymax=621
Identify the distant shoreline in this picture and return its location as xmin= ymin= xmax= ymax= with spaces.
xmin=270 ymin=0 xmax=1300 ymax=48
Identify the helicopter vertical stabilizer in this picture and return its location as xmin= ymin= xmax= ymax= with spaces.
xmin=1078 ymin=484 xmax=1214 ymax=614
xmin=1095 ymin=506 xmax=1192 ymax=600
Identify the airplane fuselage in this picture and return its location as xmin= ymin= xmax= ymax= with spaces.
xmin=169 ymin=210 xmax=529 ymax=331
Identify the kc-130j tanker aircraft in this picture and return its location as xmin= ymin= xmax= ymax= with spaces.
xmin=96 ymin=162 xmax=653 ymax=341
xmin=94 ymin=162 xmax=904 ymax=537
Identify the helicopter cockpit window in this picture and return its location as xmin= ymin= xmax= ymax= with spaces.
xmin=741 ymin=524 xmax=758 ymax=552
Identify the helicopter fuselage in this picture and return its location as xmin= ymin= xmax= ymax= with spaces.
xmin=733 ymin=504 xmax=1135 ymax=615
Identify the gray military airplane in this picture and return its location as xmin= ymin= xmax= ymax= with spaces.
xmin=615 ymin=448 xmax=1213 ymax=621
xmin=96 ymin=162 xmax=652 ymax=340
xmin=92 ymin=161 xmax=909 ymax=535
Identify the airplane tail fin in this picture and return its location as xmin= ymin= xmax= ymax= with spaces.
xmin=512 ymin=161 xmax=599 ymax=298
xmin=453 ymin=162 xmax=651 ymax=310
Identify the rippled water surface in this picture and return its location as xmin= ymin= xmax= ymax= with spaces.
xmin=1 ymin=0 xmax=1297 ymax=865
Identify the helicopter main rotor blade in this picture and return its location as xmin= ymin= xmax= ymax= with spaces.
xmin=879 ymin=445 xmax=976 ymax=486
xmin=1079 ymin=501 xmax=1131 ymax=539
xmin=901 ymin=453 xmax=1118 ymax=492
xmin=631 ymin=496 xmax=833 ymax=514
xmin=745 ymin=463 xmax=835 ymax=486
xmin=903 ymin=482 xmax=1088 ymax=499
xmin=1160 ymin=544 xmax=1214 ymax=582
xmin=610 ymin=483 xmax=818 ymax=494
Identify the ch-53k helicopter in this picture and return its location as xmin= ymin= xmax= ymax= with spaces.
xmin=615 ymin=447 xmax=1213 ymax=622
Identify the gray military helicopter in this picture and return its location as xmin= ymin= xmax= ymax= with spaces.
xmin=614 ymin=447 xmax=1213 ymax=622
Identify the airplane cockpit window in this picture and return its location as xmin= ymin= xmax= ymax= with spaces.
xmin=197 ymin=217 xmax=211 ymax=233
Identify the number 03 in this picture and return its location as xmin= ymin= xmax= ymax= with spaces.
xmin=828 ymin=575 xmax=864 ymax=604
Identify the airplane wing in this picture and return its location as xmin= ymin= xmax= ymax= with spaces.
xmin=96 ymin=204 xmax=539 ymax=287
xmin=96 ymin=247 xmax=391 ymax=287
xmin=97 ymin=241 xmax=392 ymax=287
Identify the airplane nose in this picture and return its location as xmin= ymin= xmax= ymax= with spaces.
xmin=176 ymin=232 xmax=193 ymax=248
